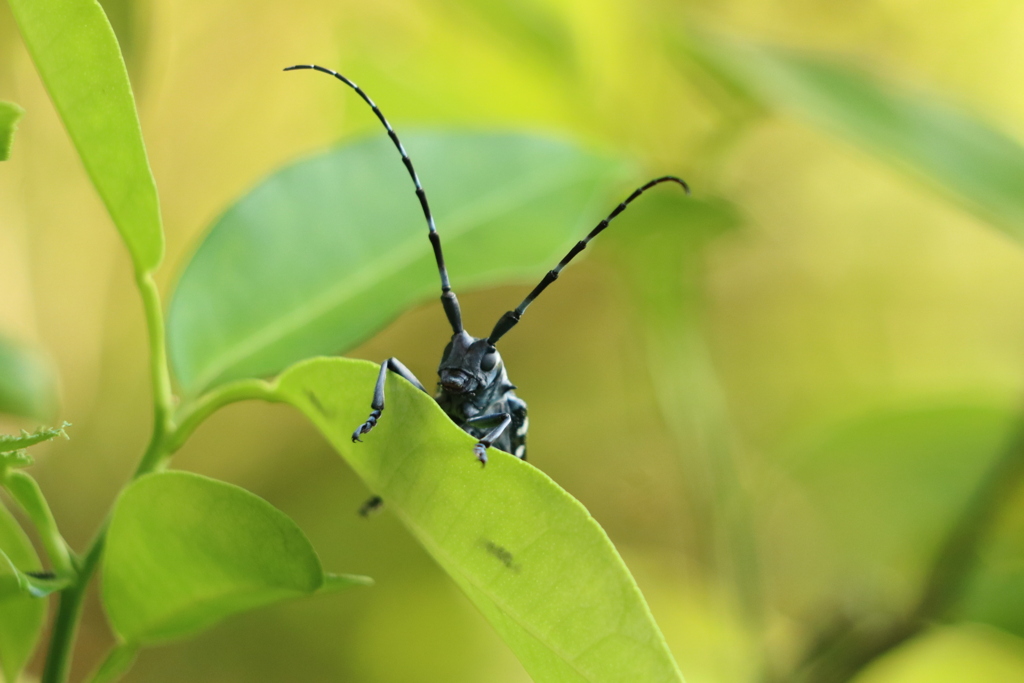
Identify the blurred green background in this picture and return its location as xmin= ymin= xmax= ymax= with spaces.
xmin=4 ymin=0 xmax=1024 ymax=681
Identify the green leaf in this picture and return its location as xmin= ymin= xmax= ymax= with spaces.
xmin=8 ymin=0 xmax=163 ymax=273
xmin=0 ymin=337 xmax=59 ymax=421
xmin=2 ymin=469 xmax=76 ymax=576
xmin=691 ymin=34 xmax=1024 ymax=240
xmin=272 ymin=357 xmax=684 ymax=683
xmin=0 ymin=101 xmax=24 ymax=161
xmin=0 ymin=559 xmax=72 ymax=598
xmin=168 ymin=131 xmax=627 ymax=396
xmin=0 ymin=500 xmax=46 ymax=683
xmin=102 ymin=471 xmax=369 ymax=645
xmin=0 ymin=450 xmax=32 ymax=470
xmin=86 ymin=643 xmax=138 ymax=683
xmin=0 ymin=423 xmax=70 ymax=454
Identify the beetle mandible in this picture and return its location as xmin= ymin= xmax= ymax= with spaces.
xmin=286 ymin=64 xmax=689 ymax=467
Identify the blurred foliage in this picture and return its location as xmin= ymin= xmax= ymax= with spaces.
xmin=0 ymin=337 xmax=58 ymax=422
xmin=690 ymin=33 xmax=1024 ymax=242
xmin=0 ymin=99 xmax=21 ymax=160
xmin=3 ymin=0 xmax=1024 ymax=681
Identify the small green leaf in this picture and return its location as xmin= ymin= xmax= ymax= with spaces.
xmin=0 ymin=422 xmax=70 ymax=454
xmin=320 ymin=572 xmax=374 ymax=594
xmin=2 ymin=469 xmax=76 ymax=576
xmin=0 ymin=500 xmax=46 ymax=683
xmin=0 ymin=559 xmax=72 ymax=598
xmin=0 ymin=337 xmax=59 ymax=421
xmin=168 ymin=131 xmax=627 ymax=396
xmin=8 ymin=0 xmax=163 ymax=272
xmin=0 ymin=101 xmax=24 ymax=161
xmin=692 ymin=34 xmax=1024 ymax=240
xmin=0 ymin=450 xmax=33 ymax=470
xmin=102 ymin=471 xmax=368 ymax=645
xmin=273 ymin=357 xmax=684 ymax=683
xmin=86 ymin=643 xmax=138 ymax=683
xmin=21 ymin=572 xmax=71 ymax=597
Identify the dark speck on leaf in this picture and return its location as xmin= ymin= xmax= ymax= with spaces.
xmin=483 ymin=540 xmax=520 ymax=572
xmin=359 ymin=495 xmax=384 ymax=517
xmin=25 ymin=571 xmax=57 ymax=580
xmin=305 ymin=390 xmax=332 ymax=418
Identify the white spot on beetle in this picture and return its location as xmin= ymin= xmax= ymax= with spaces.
xmin=516 ymin=417 xmax=529 ymax=436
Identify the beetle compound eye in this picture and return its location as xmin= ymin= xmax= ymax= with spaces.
xmin=441 ymin=341 xmax=454 ymax=361
xmin=480 ymin=349 xmax=498 ymax=372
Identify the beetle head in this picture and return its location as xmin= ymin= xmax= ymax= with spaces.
xmin=438 ymin=331 xmax=502 ymax=395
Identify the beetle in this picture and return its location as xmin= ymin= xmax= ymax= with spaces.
xmin=286 ymin=64 xmax=689 ymax=467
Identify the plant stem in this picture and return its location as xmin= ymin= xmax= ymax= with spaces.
xmin=41 ymin=271 xmax=176 ymax=683
xmin=41 ymin=413 xmax=178 ymax=682
xmin=134 ymin=272 xmax=174 ymax=474
xmin=40 ymin=524 xmax=106 ymax=683
xmin=165 ymin=378 xmax=278 ymax=454
xmin=40 ymin=274 xmax=284 ymax=682
xmin=791 ymin=413 xmax=1024 ymax=683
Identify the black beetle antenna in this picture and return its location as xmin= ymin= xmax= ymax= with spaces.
xmin=285 ymin=64 xmax=464 ymax=333
xmin=487 ymin=176 xmax=689 ymax=345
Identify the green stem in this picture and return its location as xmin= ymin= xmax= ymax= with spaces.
xmin=40 ymin=275 xmax=281 ymax=682
xmin=1 ymin=469 xmax=75 ymax=576
xmin=40 ymin=378 xmax=278 ymax=683
xmin=41 ymin=271 xmax=176 ymax=683
xmin=40 ymin=526 xmax=106 ymax=683
xmin=134 ymin=272 xmax=174 ymax=474
xmin=165 ymin=378 xmax=278 ymax=454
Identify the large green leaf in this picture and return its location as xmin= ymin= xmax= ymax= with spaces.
xmin=0 ymin=336 xmax=58 ymax=421
xmin=271 ymin=357 xmax=684 ymax=683
xmin=0 ymin=101 xmax=24 ymax=161
xmin=168 ymin=131 xmax=627 ymax=396
xmin=691 ymin=34 xmax=1024 ymax=240
xmin=0 ymin=500 xmax=46 ymax=683
xmin=102 ymin=471 xmax=369 ymax=645
xmin=8 ymin=0 xmax=163 ymax=272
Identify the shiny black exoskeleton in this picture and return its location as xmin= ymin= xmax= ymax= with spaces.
xmin=287 ymin=64 xmax=688 ymax=467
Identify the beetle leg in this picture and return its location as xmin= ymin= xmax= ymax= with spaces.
xmin=352 ymin=358 xmax=426 ymax=442
xmin=463 ymin=412 xmax=510 ymax=426
xmin=472 ymin=413 xmax=512 ymax=467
